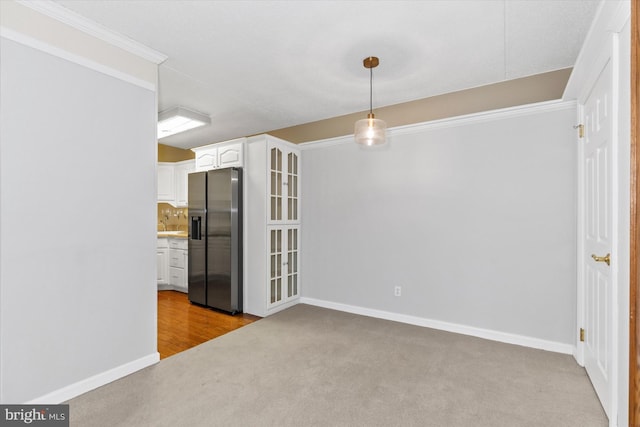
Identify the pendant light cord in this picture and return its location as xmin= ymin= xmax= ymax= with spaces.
xmin=369 ymin=65 xmax=373 ymax=115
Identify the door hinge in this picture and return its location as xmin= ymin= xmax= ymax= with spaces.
xmin=574 ymin=124 xmax=584 ymax=138
xmin=580 ymin=328 xmax=585 ymax=342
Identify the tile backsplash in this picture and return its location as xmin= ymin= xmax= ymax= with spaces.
xmin=158 ymin=203 xmax=188 ymax=232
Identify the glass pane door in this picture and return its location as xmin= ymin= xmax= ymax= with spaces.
xmin=270 ymin=147 xmax=282 ymax=221
xmin=287 ymin=227 xmax=299 ymax=298
xmin=269 ymin=228 xmax=282 ymax=304
xmin=287 ymin=152 xmax=298 ymax=221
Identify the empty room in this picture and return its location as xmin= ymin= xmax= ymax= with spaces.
xmin=0 ymin=1 xmax=638 ymax=426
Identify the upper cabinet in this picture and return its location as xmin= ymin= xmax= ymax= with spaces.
xmin=157 ymin=160 xmax=194 ymax=207
xmin=192 ymin=138 xmax=245 ymax=172
xmin=157 ymin=163 xmax=176 ymax=203
xmin=175 ymin=161 xmax=195 ymax=207
xmin=219 ymin=144 xmax=243 ymax=168
xmin=267 ymin=140 xmax=300 ymax=225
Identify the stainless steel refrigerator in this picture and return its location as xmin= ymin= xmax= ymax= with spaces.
xmin=188 ymin=167 xmax=242 ymax=314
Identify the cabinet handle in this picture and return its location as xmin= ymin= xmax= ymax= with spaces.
xmin=283 ymin=261 xmax=289 ymax=265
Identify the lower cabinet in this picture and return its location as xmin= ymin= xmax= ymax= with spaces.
xmin=157 ymin=238 xmax=169 ymax=285
xmin=267 ymin=225 xmax=300 ymax=308
xmin=157 ymin=237 xmax=188 ymax=292
xmin=169 ymin=238 xmax=188 ymax=292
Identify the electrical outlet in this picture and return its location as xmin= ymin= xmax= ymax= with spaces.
xmin=394 ymin=286 xmax=402 ymax=297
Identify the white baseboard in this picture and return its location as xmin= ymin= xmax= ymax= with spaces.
xmin=26 ymin=352 xmax=160 ymax=404
xmin=255 ymin=297 xmax=301 ymax=318
xmin=300 ymin=297 xmax=575 ymax=355
xmin=157 ymin=284 xmax=187 ymax=293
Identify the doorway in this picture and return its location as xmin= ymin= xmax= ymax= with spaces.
xmin=157 ymin=145 xmax=259 ymax=359
xmin=157 ymin=290 xmax=259 ymax=359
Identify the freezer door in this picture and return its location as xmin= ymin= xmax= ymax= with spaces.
xmin=188 ymin=171 xmax=206 ymax=305
xmin=206 ymin=168 xmax=242 ymax=313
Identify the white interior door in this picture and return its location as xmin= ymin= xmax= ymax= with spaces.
xmin=582 ymin=58 xmax=615 ymax=419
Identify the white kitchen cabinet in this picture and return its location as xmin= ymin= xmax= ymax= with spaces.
xmin=157 ymin=238 xmax=169 ymax=286
xmin=267 ymin=140 xmax=300 ymax=225
xmin=174 ymin=160 xmax=195 ymax=207
xmin=158 ymin=237 xmax=188 ymax=292
xmin=245 ymin=135 xmax=301 ymax=317
xmin=267 ymin=225 xmax=300 ymax=308
xmin=192 ymin=138 xmax=245 ymax=172
xmin=157 ymin=163 xmax=175 ymax=203
xmin=193 ymin=145 xmax=217 ymax=171
xmin=218 ymin=143 xmax=243 ymax=168
xmin=169 ymin=238 xmax=188 ymax=292
xmin=157 ymin=160 xmax=195 ymax=207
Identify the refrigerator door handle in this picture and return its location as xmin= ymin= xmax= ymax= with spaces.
xmin=191 ymin=216 xmax=202 ymax=240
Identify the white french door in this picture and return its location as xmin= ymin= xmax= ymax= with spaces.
xmin=581 ymin=56 xmax=616 ymax=420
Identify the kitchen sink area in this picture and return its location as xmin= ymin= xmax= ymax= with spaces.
xmin=157 ymin=202 xmax=189 ymax=292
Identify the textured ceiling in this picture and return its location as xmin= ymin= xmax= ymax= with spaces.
xmin=54 ymin=0 xmax=600 ymax=149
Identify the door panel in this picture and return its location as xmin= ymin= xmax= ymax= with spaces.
xmin=583 ymin=58 xmax=613 ymax=418
xmin=269 ymin=147 xmax=283 ymax=222
xmin=268 ymin=228 xmax=283 ymax=305
xmin=287 ymin=152 xmax=299 ymax=222
xmin=286 ymin=227 xmax=299 ymax=298
xmin=207 ymin=168 xmax=233 ymax=312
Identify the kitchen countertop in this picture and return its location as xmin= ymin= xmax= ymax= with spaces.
xmin=157 ymin=231 xmax=188 ymax=238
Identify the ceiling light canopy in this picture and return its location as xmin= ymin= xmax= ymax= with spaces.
xmin=158 ymin=106 xmax=211 ymax=139
xmin=354 ymin=56 xmax=386 ymax=146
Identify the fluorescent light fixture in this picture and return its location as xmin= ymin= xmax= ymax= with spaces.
xmin=157 ymin=106 xmax=211 ymax=139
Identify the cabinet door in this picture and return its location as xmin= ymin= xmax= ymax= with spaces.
xmin=267 ymin=142 xmax=300 ymax=225
xmin=169 ymin=266 xmax=185 ymax=290
xmin=194 ymin=147 xmax=218 ymax=172
xmin=268 ymin=227 xmax=283 ymax=306
xmin=157 ymin=247 xmax=169 ymax=285
xmin=218 ymin=143 xmax=243 ymax=168
xmin=169 ymin=248 xmax=185 ymax=269
xmin=286 ymin=151 xmax=300 ymax=223
xmin=267 ymin=225 xmax=300 ymax=308
xmin=268 ymin=146 xmax=284 ymax=222
xmin=157 ymin=164 xmax=175 ymax=202
xmin=285 ymin=226 xmax=300 ymax=299
xmin=183 ymin=250 xmax=189 ymax=291
xmin=175 ymin=161 xmax=195 ymax=207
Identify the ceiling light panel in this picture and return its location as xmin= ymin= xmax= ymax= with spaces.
xmin=157 ymin=106 xmax=211 ymax=139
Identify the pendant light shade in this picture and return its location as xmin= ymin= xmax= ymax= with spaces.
xmin=354 ymin=114 xmax=386 ymax=146
xmin=354 ymin=56 xmax=387 ymax=146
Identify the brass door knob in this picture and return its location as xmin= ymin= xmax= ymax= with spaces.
xmin=591 ymin=253 xmax=611 ymax=266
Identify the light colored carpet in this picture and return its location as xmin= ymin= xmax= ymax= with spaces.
xmin=68 ymin=304 xmax=607 ymax=426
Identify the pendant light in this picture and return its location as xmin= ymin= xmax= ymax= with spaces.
xmin=354 ymin=56 xmax=387 ymax=146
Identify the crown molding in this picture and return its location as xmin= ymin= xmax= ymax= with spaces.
xmin=299 ymin=99 xmax=577 ymax=151
xmin=1 ymin=27 xmax=156 ymax=91
xmin=17 ymin=0 xmax=168 ymax=64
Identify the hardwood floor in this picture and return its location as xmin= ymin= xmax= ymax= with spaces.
xmin=157 ymin=290 xmax=260 ymax=359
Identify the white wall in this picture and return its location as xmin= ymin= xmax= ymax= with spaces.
xmin=301 ymin=102 xmax=577 ymax=348
xmin=0 ymin=2 xmax=160 ymax=403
